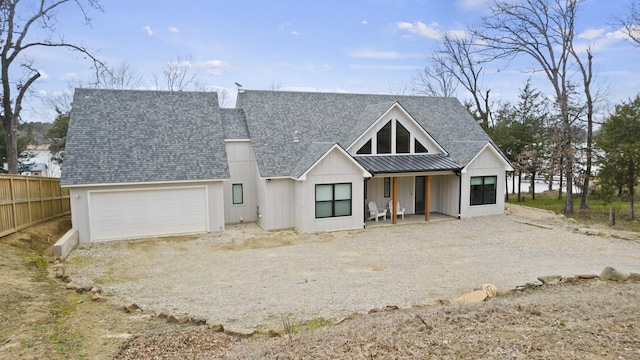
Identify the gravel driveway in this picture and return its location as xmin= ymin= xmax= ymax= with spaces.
xmin=65 ymin=207 xmax=640 ymax=329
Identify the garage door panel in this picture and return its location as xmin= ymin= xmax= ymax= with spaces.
xmin=89 ymin=187 xmax=208 ymax=241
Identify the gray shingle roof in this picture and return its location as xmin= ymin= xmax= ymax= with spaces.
xmin=355 ymin=155 xmax=462 ymax=174
xmin=61 ymin=89 xmax=229 ymax=186
xmin=220 ymin=108 xmax=250 ymax=139
xmin=238 ymin=90 xmax=498 ymax=178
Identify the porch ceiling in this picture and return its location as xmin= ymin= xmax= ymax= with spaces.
xmin=354 ymin=154 xmax=462 ymax=175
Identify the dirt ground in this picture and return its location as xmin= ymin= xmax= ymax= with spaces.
xmin=1 ymin=207 xmax=639 ymax=359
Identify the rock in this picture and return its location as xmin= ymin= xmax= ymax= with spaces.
xmin=600 ymin=266 xmax=630 ymax=281
xmin=452 ymin=290 xmax=487 ymax=305
xmin=267 ymin=329 xmax=280 ymax=338
xmin=206 ymin=321 xmax=224 ymax=332
xmin=368 ymin=308 xmax=380 ymax=314
xmin=482 ymin=283 xmax=497 ymax=298
xmin=90 ymin=286 xmax=102 ymax=294
xmin=77 ymin=299 xmax=83 ymax=304
xmin=52 ymin=264 xmax=65 ymax=278
xmin=561 ymin=275 xmax=579 ymax=283
xmin=166 ymin=314 xmax=180 ymax=324
xmin=383 ymin=305 xmax=400 ymax=311
xmin=157 ymin=311 xmax=169 ymax=319
xmin=122 ymin=301 xmax=141 ymax=313
xmin=630 ymin=272 xmax=640 ymax=281
xmin=91 ymin=294 xmax=107 ymax=302
xmin=224 ymin=327 xmax=255 ymax=337
xmin=577 ymin=274 xmax=599 ymax=279
xmin=538 ymin=275 xmax=562 ymax=285
xmin=65 ymin=282 xmax=79 ymax=290
xmin=190 ymin=317 xmax=207 ymax=326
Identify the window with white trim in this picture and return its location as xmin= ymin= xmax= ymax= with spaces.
xmin=315 ymin=183 xmax=352 ymax=218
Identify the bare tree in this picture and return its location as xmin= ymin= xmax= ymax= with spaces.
xmin=412 ymin=59 xmax=457 ymax=97
xmin=614 ymin=0 xmax=640 ymax=45
xmin=0 ymin=0 xmax=105 ymax=174
xmin=153 ymin=54 xmax=202 ymax=91
xmin=423 ymin=33 xmax=492 ymax=129
xmin=474 ymin=0 xmax=583 ymax=214
xmin=96 ymin=61 xmax=145 ymax=90
xmin=388 ymin=80 xmax=412 ymax=95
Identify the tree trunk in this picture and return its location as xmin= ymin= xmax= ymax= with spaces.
xmin=609 ymin=206 xmax=615 ymax=227
xmin=558 ymin=156 xmax=564 ymax=200
xmin=517 ymin=171 xmax=522 ymax=202
xmin=1 ymin=117 xmax=18 ymax=174
xmin=505 ymin=173 xmax=509 ymax=201
xmin=531 ymin=171 xmax=536 ymax=200
xmin=511 ymin=173 xmax=516 ymax=194
xmin=630 ymin=161 xmax=636 ymax=220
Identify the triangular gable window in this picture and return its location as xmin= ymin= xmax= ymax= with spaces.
xmin=376 ymin=120 xmax=391 ymax=154
xmin=357 ymin=139 xmax=372 ymax=154
xmin=415 ymin=139 xmax=428 ymax=153
xmin=396 ymin=122 xmax=410 ymax=153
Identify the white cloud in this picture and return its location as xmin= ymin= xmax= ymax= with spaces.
xmin=60 ymin=72 xmax=80 ymax=81
xmin=606 ymin=26 xmax=639 ymax=41
xmin=36 ymin=70 xmax=50 ymax=80
xmin=362 ymin=20 xmax=368 ymax=25
xmin=291 ymin=30 xmax=300 ymax=35
xmin=579 ymin=28 xmax=605 ymax=40
xmin=397 ymin=21 xmax=442 ymax=40
xmin=143 ymin=25 xmax=154 ymax=36
xmin=169 ymin=27 xmax=179 ymax=33
xmin=194 ymin=60 xmax=230 ymax=76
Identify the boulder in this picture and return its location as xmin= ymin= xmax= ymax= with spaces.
xmin=600 ymin=266 xmax=630 ymax=281
xmin=91 ymin=294 xmax=108 ymax=302
xmin=482 ymin=283 xmax=497 ymax=298
xmin=122 ymin=301 xmax=141 ymax=313
xmin=577 ymin=274 xmax=599 ymax=280
xmin=452 ymin=290 xmax=487 ymax=305
xmin=224 ymin=327 xmax=255 ymax=337
xmin=537 ymin=275 xmax=562 ymax=285
xmin=190 ymin=317 xmax=207 ymax=326
xmin=90 ymin=286 xmax=102 ymax=294
xmin=630 ymin=272 xmax=640 ymax=281
xmin=206 ymin=321 xmax=224 ymax=332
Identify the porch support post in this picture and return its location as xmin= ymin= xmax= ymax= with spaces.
xmin=425 ymin=175 xmax=431 ymax=221
xmin=392 ymin=176 xmax=398 ymax=224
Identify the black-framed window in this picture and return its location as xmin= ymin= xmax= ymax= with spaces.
xmin=315 ymin=183 xmax=352 ymax=218
xmin=470 ymin=176 xmax=497 ymax=205
xmin=357 ymin=139 xmax=372 ymax=154
xmin=396 ymin=121 xmax=410 ymax=153
xmin=376 ymin=120 xmax=392 ymax=154
xmin=232 ymin=183 xmax=243 ymax=204
xmin=415 ymin=139 xmax=428 ymax=153
xmin=384 ymin=177 xmax=390 ymax=198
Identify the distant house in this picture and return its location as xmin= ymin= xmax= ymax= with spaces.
xmin=21 ymin=162 xmax=49 ymax=177
xmin=61 ymin=89 xmax=512 ymax=242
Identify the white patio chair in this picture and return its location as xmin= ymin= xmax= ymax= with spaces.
xmin=367 ymin=201 xmax=387 ymax=221
xmin=388 ymin=200 xmax=405 ymax=219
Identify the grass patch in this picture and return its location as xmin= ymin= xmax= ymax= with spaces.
xmin=507 ymin=191 xmax=640 ymax=232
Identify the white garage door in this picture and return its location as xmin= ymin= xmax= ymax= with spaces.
xmin=89 ymin=186 xmax=208 ymax=241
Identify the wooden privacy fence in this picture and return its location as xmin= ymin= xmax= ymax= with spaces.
xmin=0 ymin=175 xmax=71 ymax=237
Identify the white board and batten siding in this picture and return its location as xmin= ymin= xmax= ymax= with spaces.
xmin=257 ymin=178 xmax=295 ymax=230
xmin=428 ymin=174 xmax=460 ymax=218
xmin=366 ymin=176 xmax=413 ymax=214
xmin=296 ymin=147 xmax=366 ymax=233
xmin=223 ymin=141 xmax=258 ymax=224
xmin=460 ymin=145 xmax=510 ymax=218
xmin=70 ymin=181 xmax=225 ymax=242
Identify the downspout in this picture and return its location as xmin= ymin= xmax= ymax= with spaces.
xmin=455 ymin=170 xmax=462 ymax=219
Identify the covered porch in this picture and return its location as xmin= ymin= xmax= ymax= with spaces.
xmin=356 ymin=154 xmax=463 ymax=225
xmin=364 ymin=212 xmax=456 ymax=227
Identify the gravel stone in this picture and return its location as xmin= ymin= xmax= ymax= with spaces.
xmin=64 ymin=211 xmax=640 ymax=329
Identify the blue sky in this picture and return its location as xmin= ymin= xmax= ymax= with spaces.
xmin=21 ymin=0 xmax=640 ymax=122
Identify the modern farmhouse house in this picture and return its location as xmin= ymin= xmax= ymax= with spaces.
xmin=61 ymin=88 xmax=512 ymax=242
